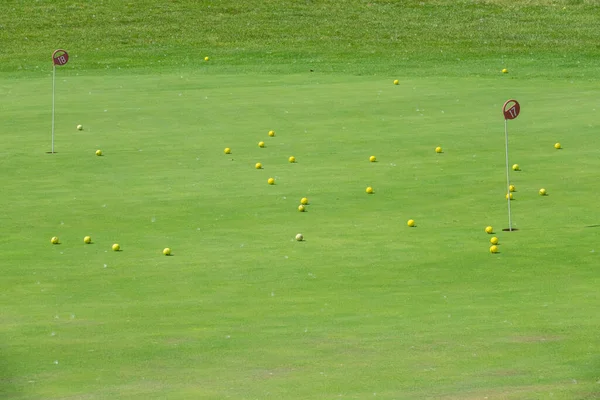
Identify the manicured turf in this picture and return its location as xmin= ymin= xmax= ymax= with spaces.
xmin=2 ymin=0 xmax=599 ymax=78
xmin=2 ymin=72 xmax=599 ymax=399
xmin=1 ymin=1 xmax=600 ymax=399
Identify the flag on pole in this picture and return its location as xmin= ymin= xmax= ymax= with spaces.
xmin=502 ymin=99 xmax=521 ymax=231
xmin=50 ymin=49 xmax=69 ymax=154
xmin=52 ymin=49 xmax=69 ymax=66
xmin=503 ymin=99 xmax=520 ymax=121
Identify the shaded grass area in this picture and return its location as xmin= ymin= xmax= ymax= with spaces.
xmin=1 ymin=0 xmax=599 ymax=77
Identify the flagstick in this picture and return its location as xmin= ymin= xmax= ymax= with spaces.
xmin=504 ymin=118 xmax=512 ymax=231
xmin=51 ymin=63 xmax=56 ymax=154
xmin=49 ymin=49 xmax=69 ymax=154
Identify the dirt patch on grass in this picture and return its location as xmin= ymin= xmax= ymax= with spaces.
xmin=487 ymin=369 xmax=526 ymax=377
xmin=433 ymin=0 xmax=593 ymax=5
xmin=439 ymin=383 xmax=566 ymax=400
xmin=508 ymin=335 xmax=562 ymax=343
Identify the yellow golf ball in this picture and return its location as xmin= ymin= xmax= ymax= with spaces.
xmin=255 ymin=162 xmax=262 ymax=169
xmin=289 ymin=156 xmax=296 ymax=163
xmin=95 ymin=149 xmax=103 ymax=156
xmin=267 ymin=177 xmax=275 ymax=185
xmin=366 ymin=186 xmax=374 ymax=194
xmin=298 ymin=205 xmax=305 ymax=212
xmin=258 ymin=141 xmax=265 ymax=148
xmin=369 ymin=155 xmax=376 ymax=162
xmin=435 ymin=146 xmax=442 ymax=153
xmin=300 ymin=197 xmax=309 ymax=205
xmin=485 ymin=226 xmax=493 ymax=234
xmin=393 ymin=79 xmax=399 ymax=85
xmin=268 ymin=130 xmax=275 ymax=137
xmin=509 ymin=184 xmax=516 ymax=192
xmin=163 ymin=247 xmax=171 ymax=256
xmin=84 ymin=236 xmax=92 ymax=244
xmin=506 ymin=193 xmax=513 ymax=200
xmin=50 ymin=236 xmax=59 ymax=244
xmin=490 ymin=237 xmax=499 ymax=245
xmin=512 ymin=164 xmax=520 ymax=171
xmin=407 ymin=219 xmax=415 ymax=227
xmin=112 ymin=243 xmax=120 ymax=251
xmin=490 ymin=245 xmax=499 ymax=253
xmin=502 ymin=68 xmax=508 ymax=74
xmin=539 ymin=188 xmax=547 ymax=196
xmin=224 ymin=147 xmax=231 ymax=154
xmin=204 ymin=56 xmax=209 ymax=61
xmin=554 ymin=142 xmax=561 ymax=149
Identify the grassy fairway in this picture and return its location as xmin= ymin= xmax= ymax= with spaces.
xmin=2 ymin=72 xmax=599 ymax=399
xmin=2 ymin=1 xmax=600 ymax=399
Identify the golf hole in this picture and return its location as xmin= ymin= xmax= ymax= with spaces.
xmin=502 ymin=228 xmax=519 ymax=232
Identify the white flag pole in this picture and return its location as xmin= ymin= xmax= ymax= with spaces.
xmin=502 ymin=99 xmax=521 ymax=232
xmin=51 ymin=63 xmax=56 ymax=154
xmin=504 ymin=118 xmax=512 ymax=231
xmin=50 ymin=49 xmax=69 ymax=154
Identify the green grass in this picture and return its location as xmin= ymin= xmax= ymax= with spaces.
xmin=2 ymin=1 xmax=600 ymax=399
xmin=1 ymin=0 xmax=600 ymax=77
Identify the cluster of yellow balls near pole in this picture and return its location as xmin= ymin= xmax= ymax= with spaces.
xmin=508 ymin=164 xmax=520 ymax=200
xmin=485 ymin=226 xmax=499 ymax=253
xmin=507 ymin=142 xmax=557 ymax=201
xmin=489 ymin=141 xmax=559 ymax=253
xmin=298 ymin=197 xmax=309 ymax=212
